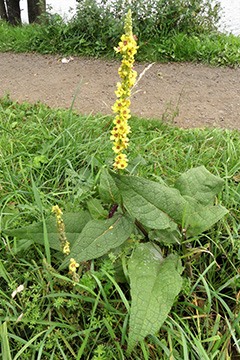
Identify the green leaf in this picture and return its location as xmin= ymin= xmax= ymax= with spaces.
xmin=99 ymin=168 xmax=121 ymax=204
xmin=0 ymin=322 xmax=12 ymax=360
xmin=31 ymin=177 xmax=51 ymax=263
xmin=175 ymin=166 xmax=224 ymax=206
xmin=86 ymin=198 xmax=108 ymax=219
xmin=127 ymin=156 xmax=147 ymax=175
xmin=31 ymin=177 xmax=43 ymax=213
xmin=11 ymin=240 xmax=32 ymax=254
xmin=183 ymin=196 xmax=228 ymax=238
xmin=174 ymin=166 xmax=228 ymax=236
xmin=0 ymin=260 xmax=10 ymax=282
xmin=3 ymin=211 xmax=92 ymax=251
xmin=127 ymin=243 xmax=182 ymax=354
xmin=33 ymin=155 xmax=48 ymax=169
xmin=111 ymin=172 xmax=184 ymax=231
xmin=111 ymin=168 xmax=228 ymax=239
xmin=60 ymin=213 xmax=134 ymax=269
xmin=148 ymin=229 xmax=181 ymax=245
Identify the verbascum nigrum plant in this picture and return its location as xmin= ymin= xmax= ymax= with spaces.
xmin=110 ymin=9 xmax=138 ymax=170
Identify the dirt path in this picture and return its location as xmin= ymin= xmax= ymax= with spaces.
xmin=0 ymin=52 xmax=240 ymax=130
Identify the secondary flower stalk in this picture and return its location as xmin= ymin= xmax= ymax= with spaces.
xmin=110 ymin=9 xmax=138 ymax=170
xmin=52 ymin=205 xmax=80 ymax=283
xmin=52 ymin=205 xmax=70 ymax=255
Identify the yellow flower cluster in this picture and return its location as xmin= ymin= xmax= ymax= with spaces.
xmin=69 ymin=258 xmax=80 ymax=283
xmin=52 ymin=205 xmax=80 ymax=283
xmin=52 ymin=205 xmax=70 ymax=255
xmin=110 ymin=9 xmax=138 ymax=170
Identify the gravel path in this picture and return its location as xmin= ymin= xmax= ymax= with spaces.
xmin=1 ymin=52 xmax=240 ymax=130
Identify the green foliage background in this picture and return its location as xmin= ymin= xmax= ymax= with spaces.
xmin=1 ymin=96 xmax=240 ymax=358
xmin=0 ymin=0 xmax=240 ymax=66
xmin=0 ymin=0 xmax=240 ymax=358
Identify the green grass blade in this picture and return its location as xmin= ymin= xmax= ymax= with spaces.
xmin=31 ymin=177 xmax=51 ymax=264
xmin=55 ymin=338 xmax=69 ymax=360
xmin=0 ymin=260 xmax=10 ymax=282
xmin=66 ymin=79 xmax=83 ymax=128
xmin=179 ymin=328 xmax=189 ymax=360
xmin=31 ymin=177 xmax=43 ymax=214
xmin=13 ymin=330 xmax=47 ymax=360
xmin=36 ymin=326 xmax=56 ymax=360
xmin=225 ymin=316 xmax=240 ymax=353
xmin=0 ymin=322 xmax=12 ymax=360
xmin=102 ymin=270 xmax=130 ymax=312
xmin=76 ymin=292 xmax=101 ymax=360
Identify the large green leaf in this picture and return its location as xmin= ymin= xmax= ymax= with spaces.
xmin=60 ymin=213 xmax=134 ymax=269
xmin=174 ymin=166 xmax=224 ymax=206
xmin=127 ymin=242 xmax=182 ymax=354
xmin=183 ymin=196 xmax=228 ymax=238
xmin=111 ymin=168 xmax=228 ymax=239
xmin=3 ymin=211 xmax=92 ymax=251
xmin=99 ymin=168 xmax=121 ymax=204
xmin=86 ymin=198 xmax=108 ymax=219
xmin=174 ymin=166 xmax=228 ymax=237
xmin=148 ymin=228 xmax=181 ymax=245
xmin=111 ymin=172 xmax=184 ymax=231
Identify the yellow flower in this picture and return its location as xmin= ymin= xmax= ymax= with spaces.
xmin=52 ymin=205 xmax=63 ymax=215
xmin=69 ymin=258 xmax=80 ymax=283
xmin=116 ymin=123 xmax=131 ymax=135
xmin=113 ymin=154 xmax=129 ymax=170
xmin=122 ymin=59 xmax=134 ymax=67
xmin=69 ymin=258 xmax=79 ymax=273
xmin=63 ymin=241 xmax=70 ymax=255
xmin=112 ymin=137 xmax=129 ymax=153
xmin=110 ymin=9 xmax=138 ymax=171
xmin=111 ymin=99 xmax=131 ymax=114
xmin=112 ymin=144 xmax=123 ymax=154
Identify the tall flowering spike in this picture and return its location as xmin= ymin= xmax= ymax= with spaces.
xmin=111 ymin=9 xmax=138 ymax=170
xmin=52 ymin=205 xmax=70 ymax=255
xmin=52 ymin=205 xmax=80 ymax=284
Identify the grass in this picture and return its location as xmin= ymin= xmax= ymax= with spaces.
xmin=0 ymin=19 xmax=240 ymax=67
xmin=1 ymin=95 xmax=240 ymax=359
xmin=0 ymin=4 xmax=240 ymax=356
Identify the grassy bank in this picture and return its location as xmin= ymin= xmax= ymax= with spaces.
xmin=1 ymin=3 xmax=240 ymax=358
xmin=0 ymin=18 xmax=240 ymax=67
xmin=1 ymin=96 xmax=240 ymax=359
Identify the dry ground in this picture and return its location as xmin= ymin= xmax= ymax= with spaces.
xmin=1 ymin=52 xmax=240 ymax=129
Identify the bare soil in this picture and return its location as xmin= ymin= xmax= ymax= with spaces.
xmin=1 ymin=52 xmax=240 ymax=130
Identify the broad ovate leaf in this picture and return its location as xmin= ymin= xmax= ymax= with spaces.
xmin=175 ymin=166 xmax=224 ymax=206
xmin=60 ymin=213 xmax=134 ymax=269
xmin=111 ymin=172 xmax=185 ymax=231
xmin=99 ymin=168 xmax=121 ymax=204
xmin=127 ymin=242 xmax=182 ymax=354
xmin=148 ymin=228 xmax=181 ymax=245
xmin=183 ymin=196 xmax=228 ymax=238
xmin=110 ymin=168 xmax=228 ymax=239
xmin=3 ymin=211 xmax=92 ymax=251
xmin=86 ymin=198 xmax=108 ymax=219
xmin=173 ymin=166 xmax=228 ymax=237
